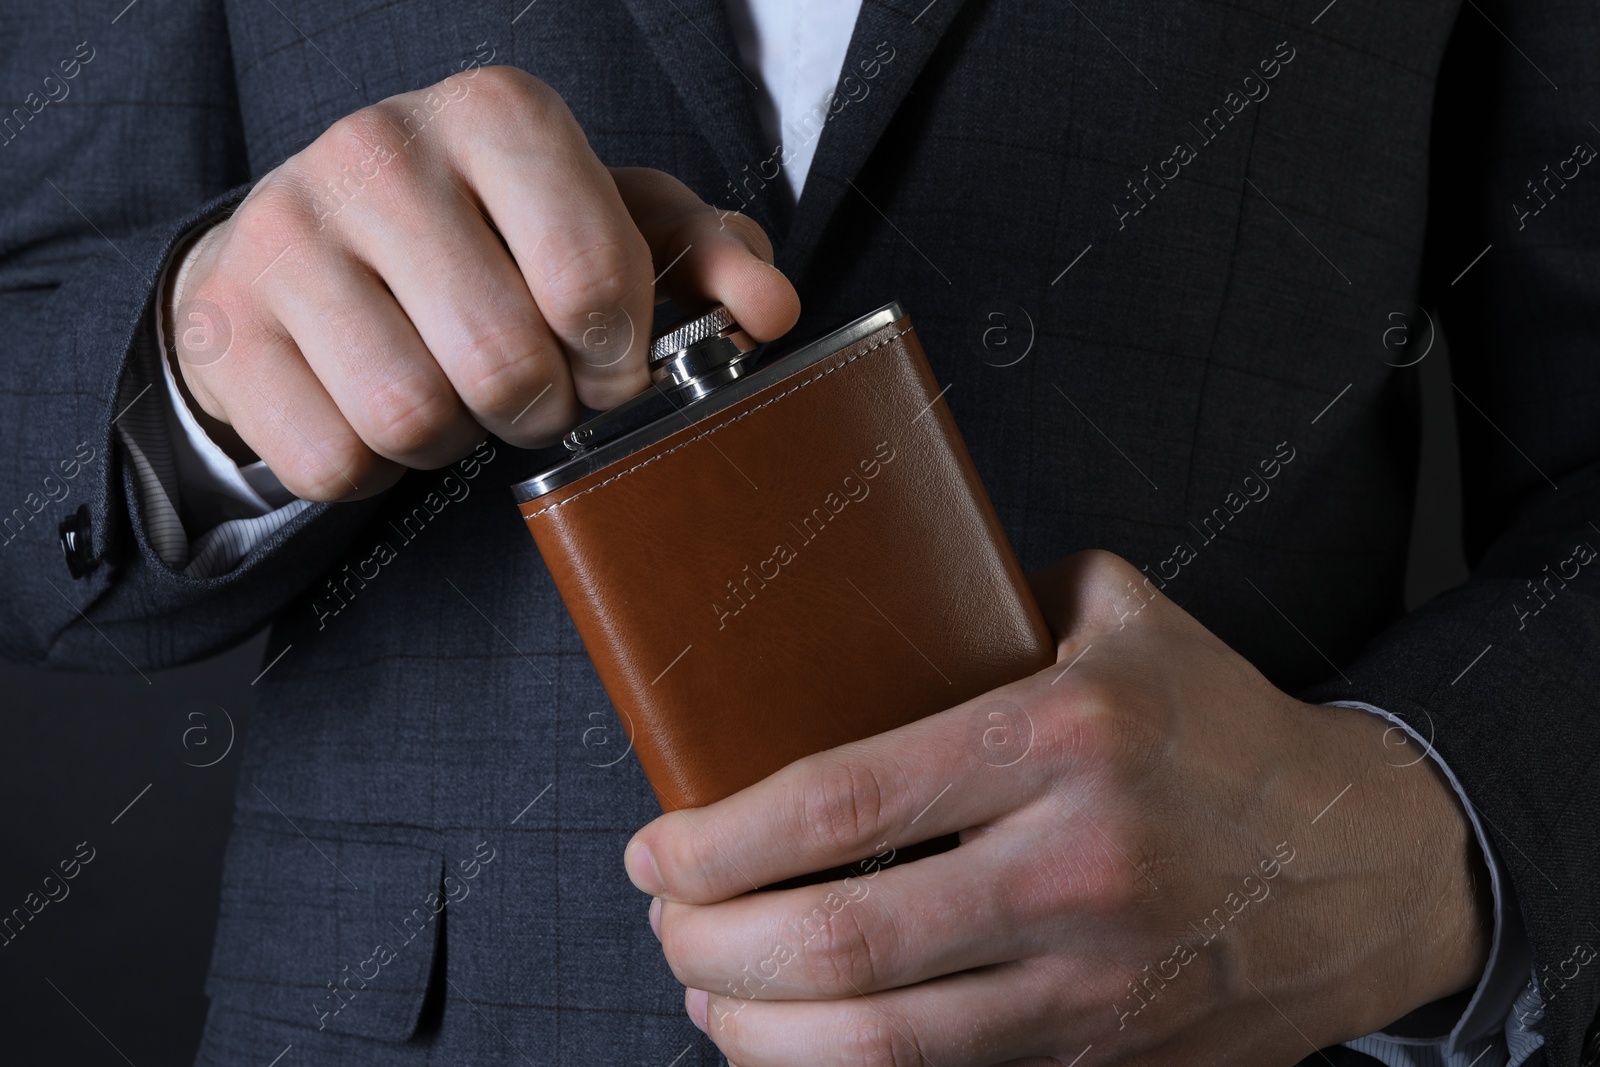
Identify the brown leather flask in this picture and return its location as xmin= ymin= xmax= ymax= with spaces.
xmin=512 ymin=303 xmax=1055 ymax=811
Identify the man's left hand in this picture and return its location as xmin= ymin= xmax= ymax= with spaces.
xmin=624 ymin=550 xmax=1492 ymax=1066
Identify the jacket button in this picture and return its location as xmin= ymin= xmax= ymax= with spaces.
xmin=58 ymin=503 xmax=96 ymax=579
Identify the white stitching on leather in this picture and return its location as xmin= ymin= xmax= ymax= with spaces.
xmin=522 ymin=325 xmax=914 ymax=519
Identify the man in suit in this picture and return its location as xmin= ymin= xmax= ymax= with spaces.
xmin=2 ymin=0 xmax=1595 ymax=1064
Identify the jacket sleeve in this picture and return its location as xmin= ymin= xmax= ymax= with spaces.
xmin=0 ymin=3 xmax=381 ymax=671
xmin=1302 ymin=3 xmax=1600 ymax=1064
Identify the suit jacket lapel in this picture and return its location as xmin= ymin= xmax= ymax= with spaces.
xmin=616 ymin=0 xmax=789 ymax=239
xmin=779 ymin=0 xmax=970 ymax=283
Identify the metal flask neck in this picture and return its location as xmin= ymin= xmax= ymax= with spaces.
xmin=647 ymin=305 xmax=758 ymax=399
xmin=561 ymin=306 xmax=758 ymax=452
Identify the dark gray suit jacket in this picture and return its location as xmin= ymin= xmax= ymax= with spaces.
xmin=3 ymin=0 xmax=1597 ymax=1063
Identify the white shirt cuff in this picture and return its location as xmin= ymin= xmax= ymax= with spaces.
xmin=113 ymin=238 xmax=311 ymax=579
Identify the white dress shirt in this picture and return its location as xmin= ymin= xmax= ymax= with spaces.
xmin=113 ymin=5 xmax=1544 ymax=1063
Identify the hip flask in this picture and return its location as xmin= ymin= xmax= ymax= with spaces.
xmin=511 ymin=302 xmax=1054 ymax=810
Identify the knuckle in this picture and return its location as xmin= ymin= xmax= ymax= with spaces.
xmin=835 ymin=1008 xmax=923 ymax=1067
xmin=624 ymin=165 xmax=685 ymax=196
xmin=452 ymin=66 xmax=571 ymax=136
xmin=1076 ymin=547 xmax=1136 ymax=580
xmin=793 ymin=757 xmax=889 ymax=854
xmin=326 ymin=107 xmax=387 ymax=155
xmin=1062 ymin=675 xmax=1118 ymax=726
xmin=536 ymin=236 xmax=650 ymax=333
xmin=1044 ymin=675 xmax=1116 ymax=759
xmin=277 ymin=434 xmax=374 ymax=502
xmin=1074 ymin=548 xmax=1153 ymax=625
xmin=232 ymin=172 xmax=319 ymax=250
xmin=429 ymin=68 xmax=485 ymax=109
xmin=653 ymin=815 xmax=726 ymax=899
xmin=321 ymin=108 xmax=409 ymax=181
xmin=703 ymin=991 xmax=751 ymax=1048
xmin=454 ymin=326 xmax=556 ymax=420
xmin=653 ymin=915 xmax=694 ymax=985
xmin=360 ymin=376 xmax=459 ymax=456
xmin=1056 ymin=676 xmax=1166 ymax=774
xmin=801 ymin=899 xmax=886 ymax=994
xmin=1027 ymin=804 xmax=1148 ymax=919
xmin=1080 ymin=834 xmax=1151 ymax=916
xmin=467 ymin=64 xmax=545 ymax=108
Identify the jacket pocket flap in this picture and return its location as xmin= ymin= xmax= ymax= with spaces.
xmin=204 ymin=822 xmax=444 ymax=1042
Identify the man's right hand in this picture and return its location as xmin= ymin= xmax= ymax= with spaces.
xmin=165 ymin=65 xmax=800 ymax=501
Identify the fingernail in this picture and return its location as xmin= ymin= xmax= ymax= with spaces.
xmin=625 ymin=840 xmax=665 ymax=894
xmin=648 ymin=896 xmax=662 ymax=941
xmin=686 ymin=987 xmax=709 ymax=1033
